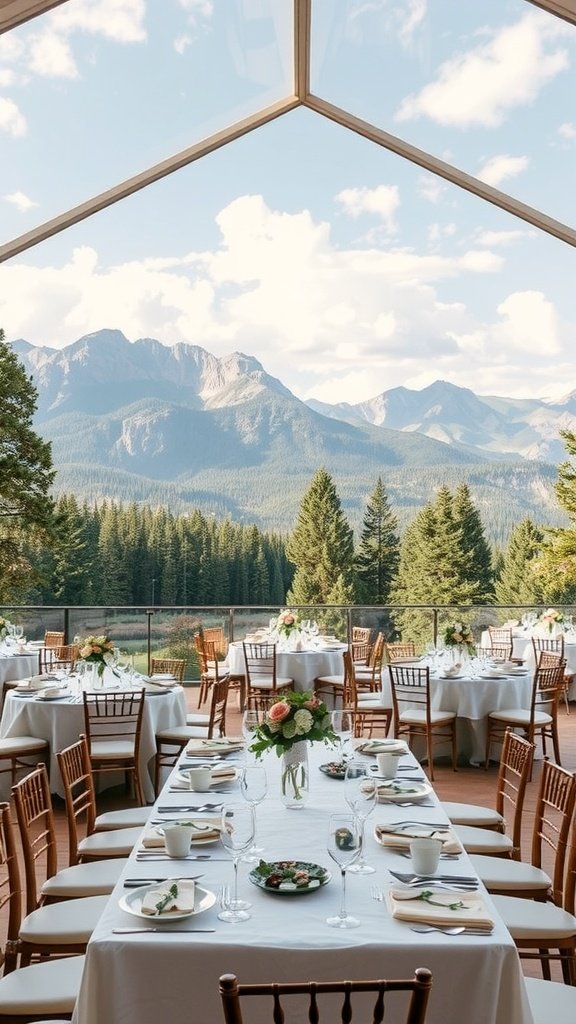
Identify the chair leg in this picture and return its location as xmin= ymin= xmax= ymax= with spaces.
xmin=426 ymin=730 xmax=435 ymax=782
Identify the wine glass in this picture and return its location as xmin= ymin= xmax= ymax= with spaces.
xmin=14 ymin=625 xmax=23 ymax=641
xmin=326 ymin=813 xmax=361 ymax=928
xmin=331 ymin=709 xmax=353 ymax=761
xmin=218 ymin=802 xmax=255 ymax=923
xmin=344 ymin=761 xmax=377 ymax=875
xmin=241 ymin=709 xmax=261 ymax=755
xmin=240 ymin=764 xmax=267 ymax=861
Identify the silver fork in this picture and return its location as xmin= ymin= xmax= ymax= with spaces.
xmin=370 ymin=885 xmax=386 ymax=902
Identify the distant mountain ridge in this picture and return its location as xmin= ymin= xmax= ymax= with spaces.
xmin=9 ymin=330 xmax=569 ymax=539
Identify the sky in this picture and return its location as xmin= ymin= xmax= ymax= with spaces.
xmin=0 ymin=0 xmax=575 ymax=408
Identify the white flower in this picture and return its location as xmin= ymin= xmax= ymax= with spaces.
xmin=293 ymin=709 xmax=313 ymax=735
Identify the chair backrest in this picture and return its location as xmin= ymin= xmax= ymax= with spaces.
xmin=388 ymin=664 xmax=431 ymax=722
xmin=197 ymin=639 xmax=222 ymax=682
xmin=0 ymin=801 xmax=23 ymax=974
xmin=493 ymin=731 xmax=534 ymax=859
xmin=531 ymin=759 xmax=576 ymax=907
xmin=39 ymin=642 xmax=79 ymax=674
xmin=219 ymin=969 xmax=433 ymax=1024
xmin=44 ymin=630 xmax=65 ymax=648
xmin=351 ymin=626 xmax=372 ymax=644
xmin=537 ymin=649 xmax=564 ymax=670
xmin=487 ymin=627 xmax=513 ymax=658
xmin=532 ymin=635 xmax=565 ymax=659
xmin=202 ymin=626 xmax=228 ymax=659
xmin=367 ymin=633 xmax=385 ymax=671
xmin=150 ymin=657 xmax=186 ymax=682
xmin=83 ymin=689 xmax=146 ymax=760
xmin=206 ymin=676 xmax=230 ymax=738
xmin=351 ymin=641 xmax=371 ymax=665
xmin=475 ymin=645 xmax=511 ymax=661
xmin=243 ymin=642 xmax=278 ymax=690
xmin=56 ymin=735 xmax=98 ymax=866
xmin=12 ymin=764 xmax=58 ymax=915
xmin=531 ymin=658 xmax=567 ymax=717
xmin=385 ymin=641 xmax=416 ymax=662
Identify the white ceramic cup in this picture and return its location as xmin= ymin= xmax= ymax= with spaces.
xmin=187 ymin=766 xmax=212 ymax=792
xmin=409 ymin=837 xmax=442 ymax=875
xmin=376 ymin=752 xmax=401 ymax=779
xmin=163 ymin=823 xmax=195 ymax=858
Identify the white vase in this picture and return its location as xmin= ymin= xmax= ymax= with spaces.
xmin=281 ymin=742 xmax=309 ymax=809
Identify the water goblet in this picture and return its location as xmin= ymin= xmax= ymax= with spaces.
xmin=240 ymin=764 xmax=267 ymax=861
xmin=218 ymin=802 xmax=255 ymax=923
xmin=330 ymin=709 xmax=353 ymax=761
xmin=326 ymin=813 xmax=361 ymax=928
xmin=344 ymin=761 xmax=377 ymax=875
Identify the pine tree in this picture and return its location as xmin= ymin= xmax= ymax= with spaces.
xmin=452 ymin=483 xmax=493 ymax=602
xmin=534 ymin=430 xmax=576 ymax=601
xmin=0 ymin=329 xmax=56 ymax=599
xmin=354 ymin=477 xmax=399 ymax=604
xmin=495 ymin=518 xmax=544 ymax=606
xmin=287 ymin=469 xmax=355 ymax=605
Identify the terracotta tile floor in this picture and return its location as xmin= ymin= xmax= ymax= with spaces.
xmin=5 ymin=685 xmax=576 ymax=985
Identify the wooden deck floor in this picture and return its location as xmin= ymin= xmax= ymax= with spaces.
xmin=5 ymin=685 xmax=576 ymax=985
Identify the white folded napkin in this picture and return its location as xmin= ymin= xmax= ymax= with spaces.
xmin=29 ymin=673 xmax=57 ymax=689
xmin=357 ymin=739 xmax=407 ymax=754
xmin=386 ymin=885 xmax=493 ymax=930
xmin=440 ymin=663 xmax=462 ymax=678
xmin=170 ymin=766 xmax=236 ymax=791
xmin=141 ymin=879 xmax=196 ymax=915
xmin=185 ymin=738 xmax=244 ymax=757
xmin=374 ymin=824 xmax=462 ymax=854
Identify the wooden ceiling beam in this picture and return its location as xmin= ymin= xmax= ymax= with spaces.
xmin=0 ymin=0 xmax=69 ymax=34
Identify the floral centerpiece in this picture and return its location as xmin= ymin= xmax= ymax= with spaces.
xmin=274 ymin=609 xmax=301 ymax=638
xmin=538 ymin=608 xmax=565 ymax=634
xmin=443 ymin=622 xmax=475 ymax=655
xmin=77 ymin=635 xmax=116 ymax=677
xmin=250 ymin=692 xmax=336 ymax=807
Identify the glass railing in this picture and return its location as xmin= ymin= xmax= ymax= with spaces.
xmin=1 ymin=603 xmax=573 ymax=682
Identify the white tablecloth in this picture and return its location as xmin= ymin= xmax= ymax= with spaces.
xmin=228 ymin=642 xmax=345 ymax=692
xmin=0 ymin=651 xmax=39 ymax=688
xmin=0 ymin=685 xmax=187 ymax=803
xmin=72 ymin=744 xmax=533 ymax=1024
xmin=481 ymin=629 xmax=576 ymax=698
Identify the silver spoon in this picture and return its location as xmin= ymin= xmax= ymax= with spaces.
xmin=410 ymin=925 xmax=491 ymax=935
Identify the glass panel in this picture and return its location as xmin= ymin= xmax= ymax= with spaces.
xmin=311 ymin=0 xmax=576 ymax=226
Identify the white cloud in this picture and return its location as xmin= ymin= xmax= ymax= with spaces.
xmin=28 ymin=32 xmax=78 ymax=79
xmin=396 ymin=12 xmax=571 ymax=128
xmin=417 ymin=175 xmax=445 ymax=204
xmin=0 ymin=198 xmax=571 ymax=405
xmin=0 ymin=97 xmax=26 ymax=136
xmin=335 ymin=185 xmax=400 ymax=233
xmin=174 ymin=34 xmax=192 ymax=55
xmin=558 ymin=121 xmax=576 ymax=140
xmin=50 ymin=0 xmax=147 ymax=44
xmin=0 ymin=70 xmax=15 ymax=87
xmin=475 ymin=229 xmax=534 ymax=247
xmin=3 ymin=191 xmax=38 ymax=212
xmin=477 ymin=154 xmax=529 ymax=187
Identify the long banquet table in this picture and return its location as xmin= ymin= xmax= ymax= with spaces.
xmin=0 ymin=684 xmax=187 ymax=803
xmin=72 ymin=743 xmax=533 ymax=1024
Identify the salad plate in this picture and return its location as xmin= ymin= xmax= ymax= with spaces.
xmin=118 ymin=881 xmax=215 ymax=920
xmin=375 ymin=781 xmax=433 ymax=804
xmin=249 ymin=860 xmax=331 ymax=894
xmin=319 ymin=762 xmax=348 ymax=780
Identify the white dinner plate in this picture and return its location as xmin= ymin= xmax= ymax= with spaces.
xmin=118 ymin=882 xmax=216 ymax=920
xmin=375 ymin=781 xmax=433 ymax=804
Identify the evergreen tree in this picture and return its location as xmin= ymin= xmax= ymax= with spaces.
xmin=535 ymin=430 xmax=576 ymax=602
xmin=495 ymin=518 xmax=544 ymax=606
xmin=287 ymin=469 xmax=355 ymax=606
xmin=354 ymin=477 xmax=399 ymax=604
xmin=0 ymin=329 xmax=56 ymax=599
xmin=452 ymin=483 xmax=493 ymax=601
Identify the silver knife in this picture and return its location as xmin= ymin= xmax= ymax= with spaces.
xmin=112 ymin=927 xmax=216 ymax=934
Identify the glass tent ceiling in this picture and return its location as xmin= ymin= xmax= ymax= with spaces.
xmin=1 ymin=0 xmax=575 ymax=266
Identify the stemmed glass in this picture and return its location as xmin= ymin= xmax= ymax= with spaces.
xmin=218 ymin=802 xmax=255 ymax=923
xmin=241 ymin=710 xmax=261 ymax=755
xmin=240 ymin=764 xmax=267 ymax=862
xmin=344 ymin=761 xmax=377 ymax=875
xmin=331 ymin=709 xmax=353 ymax=762
xmin=326 ymin=813 xmax=361 ymax=928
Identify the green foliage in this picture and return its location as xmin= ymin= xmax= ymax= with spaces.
xmin=495 ymin=518 xmax=544 ymax=605
xmin=287 ymin=469 xmax=355 ymax=605
xmin=535 ymin=431 xmax=576 ymax=602
xmin=354 ymin=477 xmax=399 ymax=603
xmin=0 ymin=330 xmax=56 ymax=600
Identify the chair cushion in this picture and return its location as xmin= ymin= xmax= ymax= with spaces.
xmin=157 ymin=726 xmax=207 ymax=742
xmin=249 ymin=678 xmax=293 ymax=690
xmin=78 ymin=825 xmax=142 ymax=858
xmin=399 ymin=709 xmax=456 ymax=725
xmin=94 ymin=806 xmax=149 ymax=831
xmin=0 ymin=735 xmax=48 ymax=754
xmin=469 ymin=854 xmax=551 ymax=893
xmin=314 ymin=676 xmax=344 ymax=687
xmin=41 ymin=858 xmax=127 ymax=898
xmin=0 ymin=953 xmax=85 ymax=1014
xmin=89 ymin=739 xmax=136 ymax=759
xmin=186 ymin=713 xmax=210 ymax=726
xmin=441 ymin=801 xmax=504 ymax=828
xmin=488 ymin=709 xmax=552 ymax=725
xmin=20 ymin=894 xmax=109 ymax=944
xmin=453 ymin=824 xmax=513 ymax=854
xmin=492 ymin=893 xmax=576 ymax=939
xmin=357 ymin=697 xmax=391 ymax=710
xmin=525 ymin=977 xmax=576 ymax=1024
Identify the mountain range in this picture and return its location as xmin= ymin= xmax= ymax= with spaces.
xmin=11 ymin=330 xmax=572 ymax=541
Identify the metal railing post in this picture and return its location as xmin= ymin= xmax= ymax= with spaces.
xmin=146 ymin=609 xmax=154 ymax=674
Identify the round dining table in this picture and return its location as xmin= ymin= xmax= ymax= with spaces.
xmin=227 ymin=640 xmax=346 ymax=695
xmin=0 ymin=683 xmax=187 ymax=803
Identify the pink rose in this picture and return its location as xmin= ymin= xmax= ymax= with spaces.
xmin=303 ymin=697 xmax=320 ymax=710
xmin=268 ymin=701 xmax=291 ymax=724
xmin=284 ymin=614 xmax=295 ymax=626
